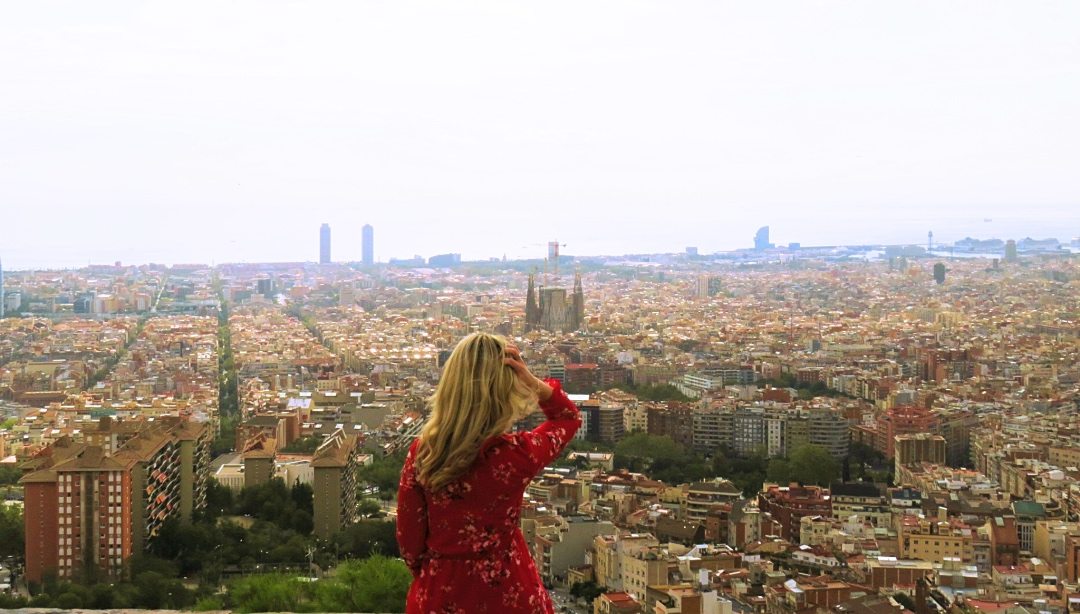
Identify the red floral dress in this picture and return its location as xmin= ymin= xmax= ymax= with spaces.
xmin=396 ymin=378 xmax=582 ymax=614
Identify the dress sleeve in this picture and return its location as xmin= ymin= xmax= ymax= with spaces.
xmin=500 ymin=379 xmax=583 ymax=480
xmin=395 ymin=438 xmax=427 ymax=578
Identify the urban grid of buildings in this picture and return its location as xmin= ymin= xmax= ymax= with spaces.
xmin=2 ymin=232 xmax=1080 ymax=614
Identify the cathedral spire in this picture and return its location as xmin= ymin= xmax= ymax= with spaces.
xmin=572 ymin=271 xmax=584 ymax=331
xmin=525 ymin=273 xmax=539 ymax=331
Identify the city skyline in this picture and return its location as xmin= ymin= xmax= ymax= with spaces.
xmin=2 ymin=2 xmax=1079 ymax=269
xmin=2 ymin=214 xmax=1079 ymax=270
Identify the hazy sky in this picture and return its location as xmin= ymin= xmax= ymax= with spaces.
xmin=2 ymin=1 xmax=1079 ymax=269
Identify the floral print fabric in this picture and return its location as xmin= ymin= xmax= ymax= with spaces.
xmin=396 ymin=378 xmax=582 ymax=613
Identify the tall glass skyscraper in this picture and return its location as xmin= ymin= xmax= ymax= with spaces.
xmin=362 ymin=224 xmax=374 ymax=266
xmin=320 ymin=223 xmax=331 ymax=264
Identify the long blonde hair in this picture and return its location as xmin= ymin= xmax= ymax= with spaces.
xmin=415 ymin=332 xmax=535 ymax=491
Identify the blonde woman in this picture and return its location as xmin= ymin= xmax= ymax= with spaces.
xmin=396 ymin=332 xmax=582 ymax=613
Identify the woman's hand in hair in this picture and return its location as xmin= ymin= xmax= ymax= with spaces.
xmin=504 ymin=343 xmax=553 ymax=402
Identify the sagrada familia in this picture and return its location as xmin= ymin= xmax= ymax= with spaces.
xmin=524 ymin=272 xmax=585 ymax=333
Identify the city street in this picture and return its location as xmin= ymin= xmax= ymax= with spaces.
xmin=549 ymin=586 xmax=589 ymax=614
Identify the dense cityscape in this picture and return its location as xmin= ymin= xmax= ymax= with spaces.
xmin=1 ymin=225 xmax=1079 ymax=613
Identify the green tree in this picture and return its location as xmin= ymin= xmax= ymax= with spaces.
xmin=710 ymin=448 xmax=733 ymax=477
xmin=614 ymin=432 xmax=683 ymax=471
xmin=212 ymin=414 xmax=240 ymax=456
xmin=268 ymin=534 xmax=310 ymax=565
xmin=123 ymin=552 xmax=180 ymax=579
xmin=147 ymin=517 xmax=218 ymax=575
xmin=335 ymin=520 xmax=400 ymax=559
xmin=0 ymin=593 xmax=28 ymax=609
xmin=233 ymin=478 xmax=314 ymax=532
xmin=291 ymin=482 xmax=314 ymax=508
xmin=28 ymin=594 xmax=53 ymax=607
xmin=195 ymin=595 xmax=226 ymax=611
xmin=0 ymin=503 xmax=24 ymax=558
xmin=289 ymin=508 xmax=314 ymax=534
xmin=612 ymin=433 xmax=722 ymax=485
xmin=358 ymin=498 xmax=382 ymax=517
xmin=216 ymin=292 xmax=240 ymax=419
xmin=766 ymin=458 xmax=790 ymax=484
xmin=133 ymin=571 xmax=193 ymax=609
xmin=281 ymin=435 xmax=323 ymax=454
xmin=109 ymin=582 xmax=141 ymax=608
xmin=203 ymin=477 xmax=235 ymax=519
xmin=229 ymin=573 xmax=310 ymax=613
xmin=847 ymin=441 xmax=887 ymax=480
xmin=54 ymin=592 xmax=83 ymax=609
xmin=726 ymin=446 xmax=769 ymax=496
xmin=933 ymin=262 xmax=946 ymax=284
xmin=788 ymin=444 xmax=840 ymax=486
xmin=357 ymin=450 xmax=408 ymax=499
xmin=89 ymin=582 xmax=116 ymax=608
xmin=570 ymin=580 xmax=606 ymax=606
xmin=314 ymin=555 xmax=411 ymax=613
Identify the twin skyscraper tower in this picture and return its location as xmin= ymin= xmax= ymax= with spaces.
xmin=319 ymin=223 xmax=374 ymax=265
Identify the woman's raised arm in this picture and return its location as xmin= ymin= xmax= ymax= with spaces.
xmin=497 ymin=378 xmax=582 ymax=480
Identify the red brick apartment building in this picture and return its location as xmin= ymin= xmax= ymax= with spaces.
xmin=20 ymin=417 xmax=211 ymax=582
xmin=852 ymin=405 xmax=939 ymax=459
xmin=758 ymin=484 xmax=832 ymax=542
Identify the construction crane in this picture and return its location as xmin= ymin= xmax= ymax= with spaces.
xmin=547 ymin=241 xmax=567 ymax=278
xmin=520 ymin=241 xmax=567 ymax=280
